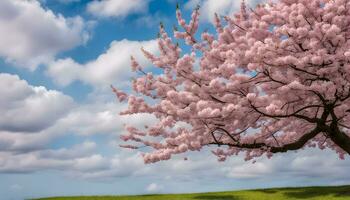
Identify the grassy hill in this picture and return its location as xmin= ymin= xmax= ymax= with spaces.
xmin=33 ymin=185 xmax=350 ymax=200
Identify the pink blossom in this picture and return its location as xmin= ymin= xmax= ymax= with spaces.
xmin=111 ymin=85 xmax=128 ymax=102
xmin=114 ymin=0 xmax=350 ymax=163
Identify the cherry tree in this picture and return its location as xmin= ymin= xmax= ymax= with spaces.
xmin=113 ymin=0 xmax=350 ymax=163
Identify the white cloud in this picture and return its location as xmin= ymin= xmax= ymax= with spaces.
xmin=1 ymin=130 xmax=350 ymax=188
xmin=73 ymin=154 xmax=109 ymax=172
xmin=184 ymin=0 xmax=201 ymax=10
xmin=146 ymin=183 xmax=163 ymax=193
xmin=135 ymin=12 xmax=170 ymax=28
xmin=47 ymin=39 xmax=158 ymax=87
xmin=185 ymin=0 xmax=261 ymax=24
xmin=69 ymin=148 xmax=350 ymax=184
xmin=0 ymin=147 xmax=142 ymax=177
xmin=0 ymin=73 xmax=79 ymax=154
xmin=0 ymin=73 xmax=156 ymax=178
xmin=87 ymin=0 xmax=149 ymax=18
xmin=70 ymin=152 xmax=145 ymax=180
xmin=57 ymin=102 xmax=156 ymax=136
xmin=0 ymin=141 xmax=105 ymax=174
xmin=0 ymin=73 xmax=74 ymax=133
xmin=40 ymin=0 xmax=81 ymax=4
xmin=45 ymin=58 xmax=83 ymax=86
xmin=0 ymin=131 xmax=58 ymax=152
xmin=0 ymin=71 xmax=155 ymax=156
xmin=0 ymin=151 xmax=72 ymax=173
xmin=39 ymin=141 xmax=97 ymax=160
xmin=0 ymin=0 xmax=89 ymax=70
xmin=226 ymin=161 xmax=273 ymax=179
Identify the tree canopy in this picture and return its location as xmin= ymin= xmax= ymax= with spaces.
xmin=113 ymin=0 xmax=350 ymax=163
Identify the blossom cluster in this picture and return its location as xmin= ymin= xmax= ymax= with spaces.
xmin=114 ymin=0 xmax=350 ymax=163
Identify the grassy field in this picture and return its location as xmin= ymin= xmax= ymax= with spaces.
xmin=33 ymin=185 xmax=350 ymax=200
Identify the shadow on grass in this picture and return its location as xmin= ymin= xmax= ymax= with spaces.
xmin=283 ymin=186 xmax=350 ymax=199
xmin=193 ymin=195 xmax=240 ymax=200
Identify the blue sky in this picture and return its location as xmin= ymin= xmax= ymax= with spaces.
xmin=1 ymin=0 xmax=350 ymax=200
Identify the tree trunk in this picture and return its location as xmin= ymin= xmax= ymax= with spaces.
xmin=329 ymin=129 xmax=350 ymax=154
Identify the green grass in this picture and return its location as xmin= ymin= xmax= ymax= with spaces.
xmin=32 ymin=185 xmax=350 ymax=200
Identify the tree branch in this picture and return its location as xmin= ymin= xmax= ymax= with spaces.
xmin=209 ymin=126 xmax=321 ymax=153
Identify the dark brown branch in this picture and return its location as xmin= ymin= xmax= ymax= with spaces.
xmin=208 ymin=126 xmax=321 ymax=153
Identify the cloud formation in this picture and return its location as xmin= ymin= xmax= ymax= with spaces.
xmin=3 ymin=146 xmax=347 ymax=186
xmin=0 ymin=0 xmax=89 ymax=70
xmin=87 ymin=0 xmax=149 ymax=18
xmin=185 ymin=0 xmax=260 ymax=24
xmin=0 ymin=73 xmax=74 ymax=133
xmin=146 ymin=183 xmax=163 ymax=193
xmin=47 ymin=39 xmax=158 ymax=87
xmin=0 ymin=73 xmax=154 ymax=178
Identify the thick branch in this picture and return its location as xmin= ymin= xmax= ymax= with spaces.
xmin=328 ymin=129 xmax=350 ymax=154
xmin=209 ymin=126 xmax=321 ymax=153
xmin=325 ymin=108 xmax=350 ymax=154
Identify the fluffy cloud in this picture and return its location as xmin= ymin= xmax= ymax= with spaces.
xmin=0 ymin=131 xmax=61 ymax=153
xmin=0 ymin=71 xmax=155 ymax=155
xmin=1 ymin=125 xmax=350 ymax=188
xmin=0 ymin=146 xmax=141 ymax=177
xmin=0 ymin=143 xmax=101 ymax=174
xmin=73 ymin=154 xmax=109 ymax=172
xmin=40 ymin=0 xmax=81 ymax=4
xmin=69 ymin=152 xmax=145 ymax=180
xmin=0 ymin=151 xmax=72 ymax=173
xmin=222 ymin=149 xmax=350 ymax=184
xmin=0 ymin=73 xmax=74 ymax=133
xmin=0 ymin=73 xmax=155 ymax=177
xmin=64 ymin=148 xmax=350 ymax=184
xmin=185 ymin=0 xmax=260 ymax=23
xmin=87 ymin=0 xmax=149 ymax=18
xmin=57 ymin=102 xmax=156 ymax=136
xmin=146 ymin=183 xmax=163 ymax=193
xmin=38 ymin=141 xmax=97 ymax=160
xmin=0 ymin=0 xmax=89 ymax=70
xmin=47 ymin=39 xmax=158 ymax=87
xmin=0 ymin=73 xmax=78 ymax=154
xmin=135 ymin=12 xmax=170 ymax=28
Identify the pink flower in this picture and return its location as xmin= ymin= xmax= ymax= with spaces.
xmin=116 ymin=0 xmax=350 ymax=164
